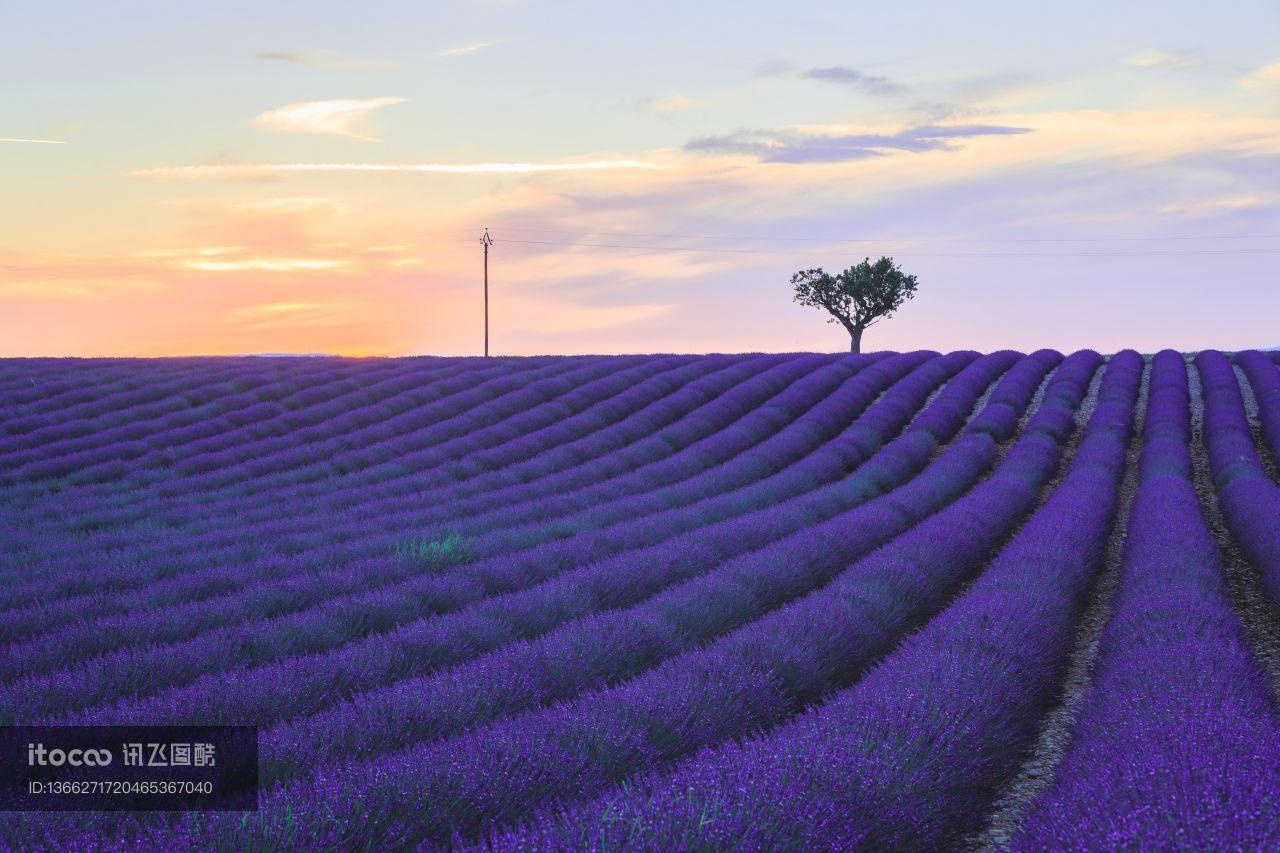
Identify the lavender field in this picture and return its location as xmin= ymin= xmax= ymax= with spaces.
xmin=3 ymin=349 xmax=1280 ymax=849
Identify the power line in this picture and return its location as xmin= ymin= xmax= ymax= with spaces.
xmin=499 ymin=237 xmax=1280 ymax=258
xmin=497 ymin=226 xmax=1280 ymax=244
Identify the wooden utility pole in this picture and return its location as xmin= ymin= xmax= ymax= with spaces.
xmin=481 ymin=228 xmax=493 ymax=357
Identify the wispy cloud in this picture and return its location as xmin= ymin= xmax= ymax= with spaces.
xmin=435 ymin=39 xmax=501 ymax=57
xmin=685 ymin=123 xmax=1031 ymax=163
xmin=256 ymin=50 xmax=395 ymax=71
xmin=252 ymin=97 xmax=407 ymax=141
xmin=1123 ymin=49 xmax=1203 ymax=69
xmin=1158 ymin=192 xmax=1279 ymax=216
xmin=188 ymin=258 xmax=349 ymax=272
xmin=1240 ymin=60 xmax=1280 ymax=88
xmin=799 ymin=66 xmax=907 ymax=96
xmin=1 ymin=137 xmax=67 ymax=144
xmin=129 ymin=160 xmax=665 ymax=179
xmin=647 ymin=95 xmax=699 ymax=114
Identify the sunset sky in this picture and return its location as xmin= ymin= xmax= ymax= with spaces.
xmin=3 ymin=1 xmax=1279 ymax=357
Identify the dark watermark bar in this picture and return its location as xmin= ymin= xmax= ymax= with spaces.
xmin=0 ymin=726 xmax=257 ymax=811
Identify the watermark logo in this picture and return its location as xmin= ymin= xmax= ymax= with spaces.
xmin=27 ymin=744 xmax=113 ymax=767
xmin=2 ymin=726 xmax=257 ymax=811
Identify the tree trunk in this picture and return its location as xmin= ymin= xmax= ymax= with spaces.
xmin=849 ymin=324 xmax=864 ymax=354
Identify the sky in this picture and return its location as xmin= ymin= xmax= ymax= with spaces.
xmin=2 ymin=0 xmax=1279 ymax=357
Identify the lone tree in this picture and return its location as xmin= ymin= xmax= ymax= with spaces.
xmin=791 ymin=256 xmax=919 ymax=353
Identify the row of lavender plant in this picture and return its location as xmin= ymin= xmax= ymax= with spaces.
xmin=1198 ymin=350 xmax=1280 ymax=609
xmin=1008 ymin=349 xmax=1280 ymax=847
xmin=0 ymin=355 xmax=845 ymax=640
xmin=0 ymin=356 xmax=352 ymax=421
xmin=1008 ymin=350 xmax=1280 ymax=845
xmin=0 ymin=353 xmax=814 ymax=645
xmin=0 ymin=358 xmax=258 ymax=429
xmin=0 ymin=350 xmax=1061 ymax=849
xmin=0 ymin=356 xmax=766 ymax=623
xmin=2 ymin=350 xmax=808 ymax=578
xmin=152 ymin=353 xmax=896 ymax=574
xmin=0 ymin=355 xmax=769 ymax=576
xmin=0 ymin=353 xmax=935 ymax=709
xmin=112 ymin=351 xmax=1099 ymax=850
xmin=5 ymin=355 xmax=615 ymax=486
xmin=128 ymin=355 xmax=836 ymax=532
xmin=0 ymin=355 xmax=470 ymax=475
xmin=0 ymin=360 xmax=326 ymax=455
xmin=34 ymin=352 xmax=1003 ymax=729
xmin=138 ymin=356 xmax=837 ymax=517
xmin=484 ymin=350 xmax=1139 ymax=850
xmin=7 ymin=350 xmax=680 ymax=527
xmin=0 ymin=350 xmax=788 ymax=591
xmin=0 ymin=350 xmax=732 ymax=596
xmin=0 ymin=356 xmax=545 ymax=514
xmin=0 ymin=353 xmax=388 ymax=451
xmin=249 ymin=353 xmax=1060 ymax=776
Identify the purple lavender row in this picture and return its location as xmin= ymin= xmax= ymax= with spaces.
xmin=0 ymin=355 xmax=707 ymax=568
xmin=0 ymin=353 xmax=379 ymax=455
xmin=132 ymin=355 xmax=828 ymax=530
xmin=0 ymin=358 xmax=228 ymax=426
xmin=1 ymin=355 xmax=839 ymax=601
xmin=0 ymin=354 xmax=804 ymax=610
xmin=152 ymin=355 xmax=628 ymax=484
xmin=1198 ymin=351 xmax=1280 ymax=610
xmin=164 ymin=354 xmax=700 ymax=504
xmin=0 ymin=360 xmax=426 ymax=485
xmin=0 ymin=353 xmax=721 ymax=604
xmin=0 ymin=356 xmax=817 ymax=609
xmin=7 ymin=355 xmax=611 ymax=487
xmin=0 ymin=357 xmax=750 ymax=641
xmin=38 ymin=353 xmax=990 ymax=729
xmin=242 ymin=352 xmax=1038 ymax=786
xmin=0 ymin=354 xmax=910 ymax=703
xmin=0 ymin=356 xmax=449 ymax=474
xmin=0 ymin=355 xmax=572 ymax=585
xmin=170 ymin=354 xmax=884 ymax=558
xmin=141 ymin=354 xmax=879 ymax=580
xmin=489 ymin=350 xmax=1138 ymax=850
xmin=0 ymin=358 xmax=132 ymax=401
xmin=140 ymin=352 xmax=1092 ymax=849
xmin=2 ymin=350 xmax=670 ymax=571
xmin=1235 ymin=350 xmax=1280 ymax=461
xmin=0 ymin=356 xmax=767 ymax=619
xmin=1009 ymin=350 xmax=1280 ymax=847
xmin=0 ymin=356 xmax=364 ymax=449
xmin=1 ymin=361 xmax=314 ymax=456
xmin=0 ymin=348 xmax=1029 ymax=845
xmin=137 ymin=350 xmax=860 ymax=525
xmin=0 ymin=355 xmax=861 ymax=674
xmin=156 ymin=355 xmax=657 ymax=496
xmin=22 ymin=348 xmax=1018 ymax=850
xmin=0 ymin=356 xmax=536 ymax=504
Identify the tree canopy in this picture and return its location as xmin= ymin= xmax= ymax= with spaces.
xmin=791 ymin=256 xmax=919 ymax=353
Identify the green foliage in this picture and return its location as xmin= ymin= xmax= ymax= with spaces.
xmin=791 ymin=256 xmax=919 ymax=350
xmin=394 ymin=534 xmax=471 ymax=564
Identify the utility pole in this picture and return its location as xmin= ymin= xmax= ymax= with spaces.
xmin=481 ymin=228 xmax=493 ymax=357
